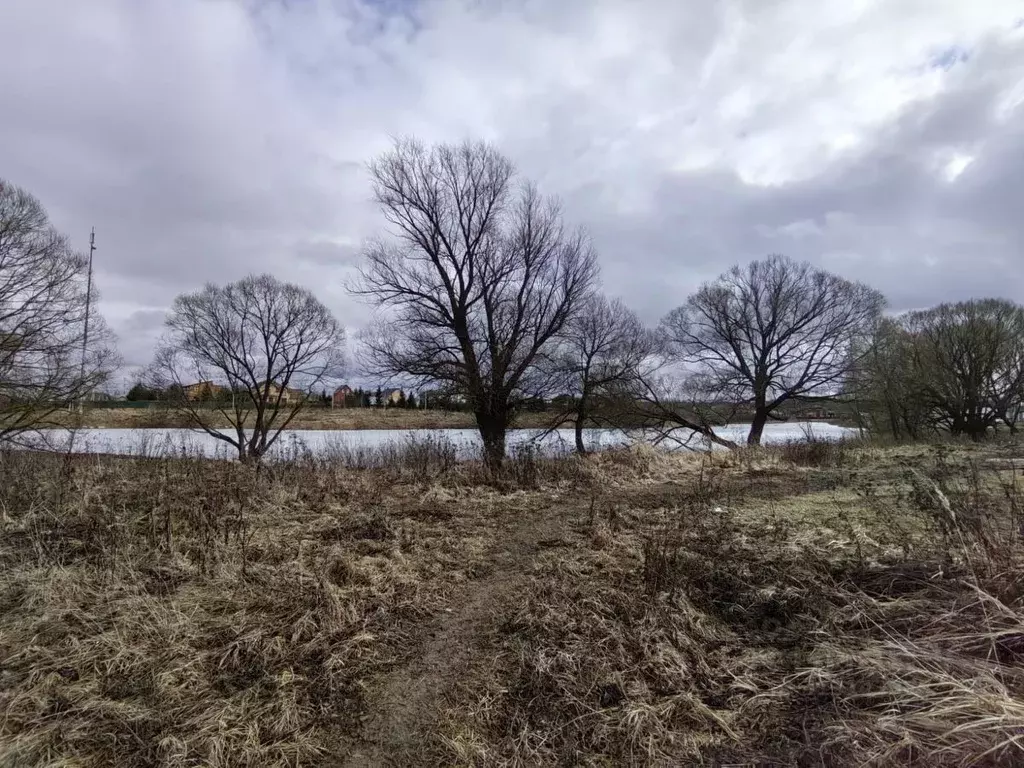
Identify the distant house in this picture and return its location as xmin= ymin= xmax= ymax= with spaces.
xmin=263 ymin=382 xmax=305 ymax=405
xmin=332 ymin=385 xmax=353 ymax=408
xmin=383 ymin=388 xmax=404 ymax=405
xmin=794 ymin=406 xmax=837 ymax=420
xmin=182 ymin=381 xmax=225 ymax=401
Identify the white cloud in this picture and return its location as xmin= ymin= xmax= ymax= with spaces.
xmin=942 ymin=152 xmax=976 ymax=181
xmin=0 ymin=0 xmax=1022 ymax=369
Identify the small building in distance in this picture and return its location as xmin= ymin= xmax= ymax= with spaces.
xmin=792 ymin=406 xmax=837 ymax=420
xmin=182 ymin=381 xmax=225 ymax=401
xmin=263 ymin=382 xmax=304 ymax=405
xmin=332 ymin=385 xmax=353 ymax=408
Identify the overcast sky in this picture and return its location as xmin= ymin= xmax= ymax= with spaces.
xmin=1 ymin=0 xmax=1022 ymax=384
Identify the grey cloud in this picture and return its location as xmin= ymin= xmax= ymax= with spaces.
xmin=576 ymin=33 xmax=1024 ymax=320
xmin=294 ymin=240 xmax=362 ymax=267
xmin=0 ymin=0 xmax=1021 ymax=380
xmin=114 ymin=309 xmax=169 ymax=370
xmin=123 ymin=309 xmax=167 ymax=333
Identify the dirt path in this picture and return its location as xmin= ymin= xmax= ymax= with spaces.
xmin=341 ymin=500 xmax=568 ymax=767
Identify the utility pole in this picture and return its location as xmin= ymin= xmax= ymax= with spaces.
xmin=78 ymin=228 xmax=95 ymax=412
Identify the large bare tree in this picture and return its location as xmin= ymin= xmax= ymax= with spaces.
xmin=0 ymin=179 xmax=119 ymax=444
xmin=351 ymin=138 xmax=598 ymax=469
xmin=661 ymin=254 xmax=885 ymax=445
xmin=901 ymin=299 xmax=1024 ymax=440
xmin=545 ymin=294 xmax=655 ymax=454
xmin=152 ymin=274 xmax=345 ymax=461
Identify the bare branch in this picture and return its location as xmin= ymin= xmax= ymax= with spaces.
xmin=150 ymin=274 xmax=345 ymax=462
xmin=540 ymin=294 xmax=656 ymax=454
xmin=895 ymin=299 xmax=1024 ymax=440
xmin=349 ymin=138 xmax=598 ymax=468
xmin=660 ymin=254 xmax=885 ymax=445
xmin=0 ymin=179 xmax=121 ymax=444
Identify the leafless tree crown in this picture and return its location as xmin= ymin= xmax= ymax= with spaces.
xmin=902 ymin=299 xmax=1024 ymax=438
xmin=546 ymin=294 xmax=654 ymax=453
xmin=152 ymin=273 xmax=345 ymax=461
xmin=562 ymin=295 xmax=652 ymax=392
xmin=0 ymin=179 xmax=119 ymax=442
xmin=846 ymin=317 xmax=929 ymax=440
xmin=350 ymin=138 xmax=598 ymax=465
xmin=661 ymin=254 xmax=885 ymax=444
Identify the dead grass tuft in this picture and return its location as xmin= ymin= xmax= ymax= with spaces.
xmin=777 ymin=434 xmax=859 ymax=467
xmin=0 ymin=448 xmax=499 ymax=766
xmin=432 ymin=441 xmax=1024 ymax=766
xmin=4 ymin=439 xmax=1024 ymax=765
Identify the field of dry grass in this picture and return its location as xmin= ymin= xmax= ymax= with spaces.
xmin=2 ymin=438 xmax=1023 ymax=766
xmin=56 ymin=406 xmax=557 ymax=431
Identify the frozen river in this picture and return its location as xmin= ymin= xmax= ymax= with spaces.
xmin=33 ymin=422 xmax=857 ymax=461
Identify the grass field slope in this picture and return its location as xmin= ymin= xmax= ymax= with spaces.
xmin=2 ymin=438 xmax=1023 ymax=766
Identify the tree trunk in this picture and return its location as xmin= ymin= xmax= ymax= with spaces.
xmin=245 ymin=429 xmax=268 ymax=463
xmin=476 ymin=410 xmax=508 ymax=471
xmin=904 ymin=417 xmax=919 ymax=441
xmin=887 ymin=405 xmax=902 ymax=441
xmin=574 ymin=401 xmax=587 ymax=455
xmin=747 ymin=407 xmax=769 ymax=445
xmin=965 ymin=417 xmax=988 ymax=442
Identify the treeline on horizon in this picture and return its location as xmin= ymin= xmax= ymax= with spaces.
xmin=121 ymin=383 xmax=437 ymax=411
xmin=115 ymin=381 xmax=847 ymax=421
xmin=1 ymin=138 xmax=1022 ymax=467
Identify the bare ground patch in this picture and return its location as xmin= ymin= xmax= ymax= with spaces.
xmin=343 ymin=501 xmax=566 ymax=766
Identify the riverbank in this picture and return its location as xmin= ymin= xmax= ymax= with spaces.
xmin=2 ymin=439 xmax=1022 ymax=765
xmin=28 ymin=422 xmax=857 ymax=460
xmin=58 ymin=407 xmax=551 ymax=431
xmin=57 ymin=405 xmax=855 ymax=433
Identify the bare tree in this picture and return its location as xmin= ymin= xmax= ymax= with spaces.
xmin=350 ymin=138 xmax=598 ymax=469
xmin=846 ymin=317 xmax=929 ymax=441
xmin=901 ymin=299 xmax=1024 ymax=440
xmin=993 ymin=310 xmax=1024 ymax=435
xmin=0 ymin=179 xmax=119 ymax=444
xmin=544 ymin=295 xmax=655 ymax=454
xmin=661 ymin=254 xmax=885 ymax=445
xmin=151 ymin=274 xmax=345 ymax=462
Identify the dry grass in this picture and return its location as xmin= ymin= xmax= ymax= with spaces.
xmin=0 ymin=447 xmax=518 ymax=766
xmin=2 ymin=439 xmax=1024 ymax=766
xmin=431 ymin=442 xmax=1024 ymax=766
